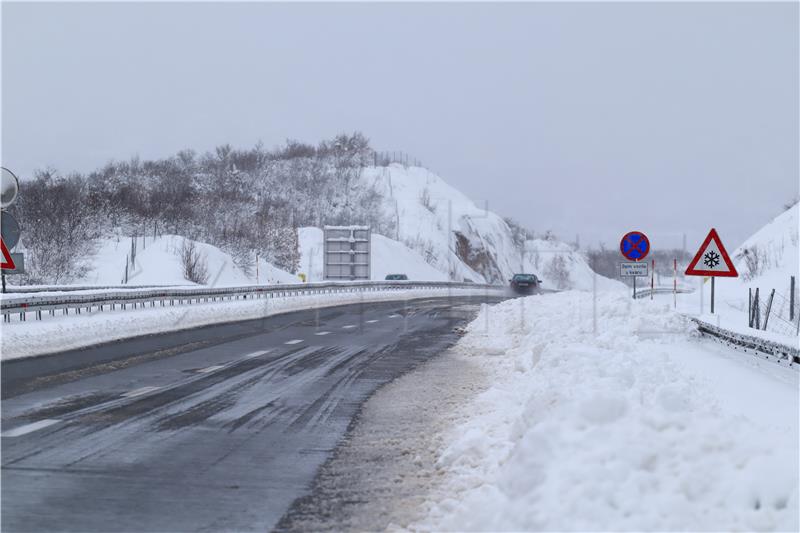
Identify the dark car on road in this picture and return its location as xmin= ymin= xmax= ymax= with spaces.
xmin=509 ymin=273 xmax=542 ymax=294
xmin=385 ymin=274 xmax=409 ymax=280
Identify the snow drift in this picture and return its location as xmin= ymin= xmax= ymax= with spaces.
xmin=418 ymin=291 xmax=799 ymax=532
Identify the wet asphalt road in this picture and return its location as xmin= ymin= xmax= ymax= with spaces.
xmin=1 ymin=295 xmax=502 ymax=532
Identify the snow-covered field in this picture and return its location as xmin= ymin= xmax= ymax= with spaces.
xmin=0 ymin=287 xmax=500 ymax=361
xmin=416 ymin=291 xmax=799 ymax=532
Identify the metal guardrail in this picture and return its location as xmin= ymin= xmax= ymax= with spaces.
xmin=2 ymin=284 xmax=183 ymax=294
xmin=634 ymin=287 xmax=694 ymax=299
xmin=692 ymin=318 xmax=799 ymax=368
xmin=0 ymin=281 xmax=502 ymax=322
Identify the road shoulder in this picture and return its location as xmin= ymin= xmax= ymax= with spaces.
xmin=276 ymin=342 xmax=488 ymax=532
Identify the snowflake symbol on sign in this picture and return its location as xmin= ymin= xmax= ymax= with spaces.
xmin=703 ymin=251 xmax=720 ymax=268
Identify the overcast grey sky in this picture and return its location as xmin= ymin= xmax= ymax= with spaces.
xmin=2 ymin=2 xmax=798 ymax=249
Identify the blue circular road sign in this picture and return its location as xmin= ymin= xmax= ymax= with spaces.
xmin=620 ymin=231 xmax=650 ymax=261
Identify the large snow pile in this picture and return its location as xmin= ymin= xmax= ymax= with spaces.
xmin=79 ymin=235 xmax=297 ymax=286
xmin=418 ymin=292 xmax=799 ymax=531
xmin=297 ymin=227 xmax=447 ymax=282
xmin=363 ymin=164 xmax=621 ymax=289
xmin=689 ymin=203 xmax=799 ymax=338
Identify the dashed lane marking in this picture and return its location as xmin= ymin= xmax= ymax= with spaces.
xmin=314 ymin=331 xmax=330 ymax=336
xmin=2 ymin=419 xmax=60 ymax=438
xmin=366 ymin=319 xmax=379 ymax=323
xmin=342 ymin=325 xmax=357 ymax=329
xmin=285 ymin=339 xmax=304 ymax=345
xmin=122 ymin=386 xmax=161 ymax=398
xmin=388 ymin=314 xmax=401 ymax=318
xmin=197 ymin=365 xmax=226 ymax=374
xmin=244 ymin=350 xmax=271 ymax=358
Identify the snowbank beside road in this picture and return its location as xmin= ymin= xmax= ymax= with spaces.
xmin=418 ymin=291 xmax=799 ymax=532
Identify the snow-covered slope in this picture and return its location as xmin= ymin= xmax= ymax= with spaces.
xmin=691 ymin=203 xmax=799 ymax=337
xmin=80 ymin=235 xmax=297 ymax=286
xmin=733 ymin=203 xmax=799 ymax=290
xmin=363 ymin=164 xmax=621 ymax=290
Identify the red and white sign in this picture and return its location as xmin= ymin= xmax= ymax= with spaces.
xmin=685 ymin=228 xmax=738 ymax=277
xmin=0 ymin=238 xmax=15 ymax=270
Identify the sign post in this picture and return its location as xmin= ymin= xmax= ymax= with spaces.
xmin=684 ymin=228 xmax=738 ymax=314
xmin=620 ymin=231 xmax=650 ymax=299
xmin=1 ymin=167 xmax=23 ymax=292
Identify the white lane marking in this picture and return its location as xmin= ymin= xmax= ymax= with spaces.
xmin=122 ymin=386 xmax=161 ymax=398
xmin=197 ymin=365 xmax=225 ymax=373
xmin=342 ymin=324 xmax=357 ymax=329
xmin=366 ymin=319 xmax=379 ymax=323
xmin=244 ymin=350 xmax=271 ymax=358
xmin=388 ymin=314 xmax=401 ymax=318
xmin=285 ymin=339 xmax=304 ymax=345
xmin=2 ymin=419 xmax=60 ymax=438
xmin=314 ymin=331 xmax=330 ymax=336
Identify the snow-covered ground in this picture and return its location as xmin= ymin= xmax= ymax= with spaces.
xmin=416 ymin=291 xmax=799 ymax=532
xmin=78 ymin=234 xmax=298 ymax=286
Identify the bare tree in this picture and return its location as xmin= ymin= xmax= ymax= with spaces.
xmin=180 ymin=239 xmax=209 ymax=284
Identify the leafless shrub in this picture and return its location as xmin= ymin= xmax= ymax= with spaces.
xmin=420 ymin=187 xmax=435 ymax=213
xmin=545 ymin=255 xmax=571 ymax=289
xmin=180 ymin=239 xmax=209 ymax=284
xmin=738 ymin=245 xmax=765 ymax=281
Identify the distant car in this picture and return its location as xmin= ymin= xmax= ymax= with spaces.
xmin=385 ymin=274 xmax=409 ymax=280
xmin=509 ymin=273 xmax=542 ymax=294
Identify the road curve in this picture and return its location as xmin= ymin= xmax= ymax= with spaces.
xmin=1 ymin=295 xmax=502 ymax=532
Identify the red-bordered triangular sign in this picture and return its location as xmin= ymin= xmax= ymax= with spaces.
xmin=0 ymin=238 xmax=15 ymax=270
xmin=685 ymin=228 xmax=738 ymax=277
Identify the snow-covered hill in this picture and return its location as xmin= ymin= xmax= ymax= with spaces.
xmin=65 ymin=163 xmax=620 ymax=290
xmin=70 ymin=165 xmax=620 ymax=290
xmin=363 ymin=164 xmax=622 ymax=290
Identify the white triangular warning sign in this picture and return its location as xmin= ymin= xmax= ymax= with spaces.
xmin=685 ymin=228 xmax=738 ymax=277
xmin=0 ymin=238 xmax=15 ymax=270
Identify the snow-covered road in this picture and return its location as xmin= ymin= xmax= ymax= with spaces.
xmin=416 ymin=291 xmax=799 ymax=532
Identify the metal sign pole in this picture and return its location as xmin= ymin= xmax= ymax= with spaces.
xmin=650 ymin=259 xmax=655 ymax=300
xmin=711 ymin=277 xmax=715 ymax=314
xmin=673 ymin=258 xmax=677 ymax=309
xmin=1 ymin=273 xmax=5 ymax=293
xmin=633 ymin=275 xmax=636 ymax=299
